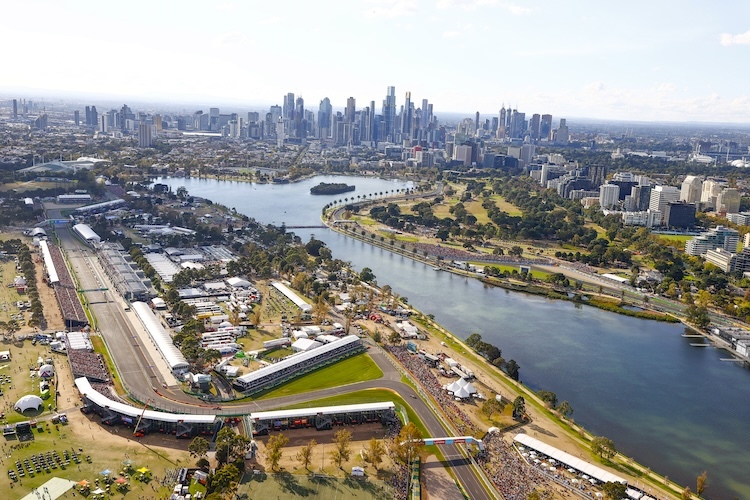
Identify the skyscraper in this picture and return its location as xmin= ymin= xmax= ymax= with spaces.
xmin=138 ymin=122 xmax=152 ymax=147
xmin=540 ymin=114 xmax=552 ymax=140
xmin=382 ymin=86 xmax=396 ymax=142
xmin=401 ymin=91 xmax=412 ymax=140
xmin=529 ymin=114 xmax=541 ymax=140
xmin=318 ymin=98 xmax=332 ymax=139
xmin=283 ymin=93 xmax=295 ymax=121
xmin=74 ymin=110 xmax=80 ymax=126
xmin=12 ymin=99 xmax=18 ymax=119
xmin=497 ymin=107 xmax=507 ymax=139
xmin=345 ymin=97 xmax=356 ymax=123
xmin=555 ymin=118 xmax=569 ymax=145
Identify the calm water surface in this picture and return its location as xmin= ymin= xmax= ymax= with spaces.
xmin=161 ymin=176 xmax=750 ymax=499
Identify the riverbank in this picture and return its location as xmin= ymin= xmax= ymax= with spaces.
xmin=325 ymin=209 xmax=680 ymax=324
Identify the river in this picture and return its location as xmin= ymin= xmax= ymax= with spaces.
xmin=160 ymin=175 xmax=750 ymax=499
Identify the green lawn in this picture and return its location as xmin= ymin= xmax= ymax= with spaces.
xmin=253 ymin=353 xmax=383 ymax=400
xmin=489 ymin=194 xmax=522 ymax=216
xmin=475 ymin=263 xmax=552 ymax=279
xmin=278 ymin=388 xmax=430 ymax=438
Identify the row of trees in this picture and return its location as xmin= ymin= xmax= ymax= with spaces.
xmin=466 ymin=333 xmax=520 ymax=380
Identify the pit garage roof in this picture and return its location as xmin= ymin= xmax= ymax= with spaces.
xmin=131 ymin=301 xmax=189 ymax=372
xmin=514 ymin=434 xmax=626 ymax=485
xmin=251 ymin=402 xmax=395 ymax=421
xmin=73 ymin=223 xmax=100 ymax=242
xmin=75 ymin=377 xmax=215 ymax=424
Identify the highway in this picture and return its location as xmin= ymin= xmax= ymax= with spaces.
xmin=53 ymin=223 xmax=496 ymax=499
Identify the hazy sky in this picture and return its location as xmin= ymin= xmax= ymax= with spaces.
xmin=3 ymin=0 xmax=750 ymax=123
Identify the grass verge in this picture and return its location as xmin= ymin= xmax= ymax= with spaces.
xmin=252 ymin=353 xmax=383 ymax=401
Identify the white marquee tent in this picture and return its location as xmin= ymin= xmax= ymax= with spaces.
xmin=15 ymin=394 xmax=44 ymax=412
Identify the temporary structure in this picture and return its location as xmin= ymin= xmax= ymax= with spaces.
xmin=39 ymin=364 xmax=55 ymax=378
xmin=15 ymin=394 xmax=44 ymax=412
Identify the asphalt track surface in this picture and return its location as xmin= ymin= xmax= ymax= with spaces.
xmin=54 ymin=225 xmax=495 ymax=500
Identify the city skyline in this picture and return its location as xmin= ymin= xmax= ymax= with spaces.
xmin=2 ymin=0 xmax=750 ymax=123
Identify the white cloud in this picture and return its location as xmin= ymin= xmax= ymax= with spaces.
xmin=213 ymin=32 xmax=249 ymax=48
xmin=259 ymin=16 xmax=280 ymax=25
xmin=503 ymin=2 xmax=531 ymax=15
xmin=365 ymin=0 xmax=417 ymax=18
xmin=436 ymin=0 xmax=529 ymax=14
xmin=656 ymin=82 xmax=677 ymax=93
xmin=720 ymin=30 xmax=750 ymax=46
xmin=442 ymin=30 xmax=461 ymax=38
xmin=584 ymin=81 xmax=606 ymax=94
xmin=216 ymin=2 xmax=237 ymax=11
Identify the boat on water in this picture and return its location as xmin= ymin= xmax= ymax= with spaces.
xmin=433 ymin=266 xmax=441 ymax=271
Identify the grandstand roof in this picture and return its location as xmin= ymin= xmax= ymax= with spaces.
xmin=39 ymin=240 xmax=59 ymax=284
xmin=75 ymin=377 xmax=215 ymax=424
xmin=251 ymin=402 xmax=395 ymax=421
xmin=235 ymin=335 xmax=361 ymax=386
xmin=131 ymin=301 xmax=189 ymax=372
xmin=271 ymin=281 xmax=313 ymax=312
xmin=514 ymin=434 xmax=626 ymax=485
xmin=75 ymin=199 xmax=126 ymax=213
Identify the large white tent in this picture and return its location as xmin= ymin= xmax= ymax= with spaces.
xmin=15 ymin=395 xmax=44 ymax=412
xmin=39 ymin=364 xmax=55 ymax=378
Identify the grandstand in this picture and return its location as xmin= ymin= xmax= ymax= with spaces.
xmin=131 ymin=301 xmax=190 ymax=373
xmin=46 ymin=242 xmax=88 ymax=327
xmin=74 ymin=199 xmax=126 ymax=214
xmin=74 ymin=378 xmax=396 ymax=440
xmin=38 ymin=240 xmax=59 ymax=284
xmin=271 ymin=281 xmax=313 ymax=313
xmin=75 ymin=377 xmax=219 ymax=437
xmin=233 ymin=335 xmax=365 ymax=394
xmin=250 ymin=402 xmax=398 ymax=435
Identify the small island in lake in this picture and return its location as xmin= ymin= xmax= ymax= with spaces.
xmin=310 ymin=182 xmax=356 ymax=195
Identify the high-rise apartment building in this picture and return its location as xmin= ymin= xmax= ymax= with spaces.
xmin=649 ymin=185 xmax=680 ymax=225
xmin=680 ymin=175 xmax=703 ymax=203
xmin=599 ymin=184 xmax=621 ymax=210
xmin=529 ymin=114 xmax=541 ymax=140
xmin=138 ymin=122 xmax=152 ymax=148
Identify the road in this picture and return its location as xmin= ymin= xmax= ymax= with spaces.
xmin=53 ymin=223 xmax=495 ymax=499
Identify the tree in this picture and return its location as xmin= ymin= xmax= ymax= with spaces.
xmin=506 ymin=359 xmax=520 ymax=381
xmin=372 ymin=330 xmax=382 ymax=343
xmin=481 ymin=397 xmax=505 ymax=418
xmin=591 ymin=436 xmax=617 ymax=460
xmin=363 ymin=437 xmax=386 ymax=470
xmin=393 ymin=422 xmax=424 ymax=464
xmin=696 ymin=470 xmax=707 ymax=496
xmin=265 ymin=433 xmax=289 ymax=471
xmin=602 ymin=481 xmax=627 ymax=499
xmin=388 ymin=330 xmax=402 ymax=344
xmin=188 ymin=436 xmax=210 ymax=458
xmin=509 ymin=245 xmax=523 ymax=257
xmin=681 ymin=486 xmax=693 ymax=500
xmin=360 ymin=267 xmax=376 ymax=282
xmin=210 ymin=464 xmax=240 ymax=494
xmin=557 ymin=401 xmax=574 ymax=419
xmin=537 ymin=390 xmax=558 ymax=408
xmin=330 ymin=429 xmax=352 ymax=468
xmin=296 ymin=439 xmax=316 ymax=471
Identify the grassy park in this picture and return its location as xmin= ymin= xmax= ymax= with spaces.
xmin=253 ymin=353 xmax=383 ymax=400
